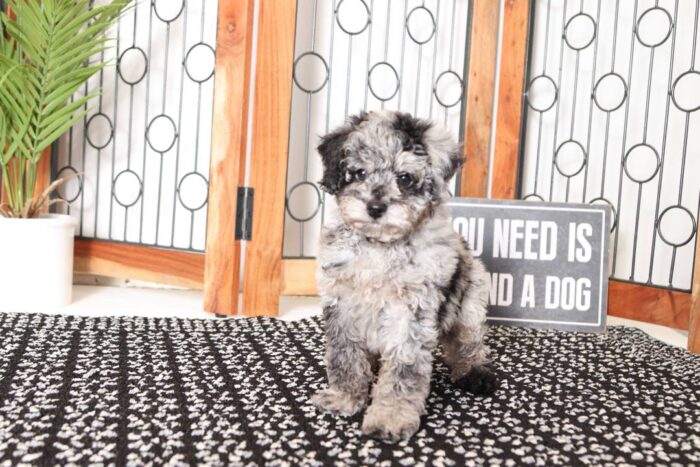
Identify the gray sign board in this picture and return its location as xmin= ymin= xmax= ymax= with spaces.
xmin=448 ymin=198 xmax=611 ymax=332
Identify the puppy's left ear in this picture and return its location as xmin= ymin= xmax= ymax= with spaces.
xmin=317 ymin=125 xmax=352 ymax=194
xmin=424 ymin=123 xmax=464 ymax=182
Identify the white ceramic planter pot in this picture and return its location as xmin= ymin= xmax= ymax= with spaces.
xmin=0 ymin=214 xmax=77 ymax=311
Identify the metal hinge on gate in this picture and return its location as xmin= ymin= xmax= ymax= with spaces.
xmin=235 ymin=187 xmax=254 ymax=241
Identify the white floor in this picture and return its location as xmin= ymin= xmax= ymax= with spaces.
xmin=13 ymin=285 xmax=689 ymax=349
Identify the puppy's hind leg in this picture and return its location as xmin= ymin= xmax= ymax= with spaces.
xmin=441 ymin=295 xmax=499 ymax=396
xmin=311 ymin=305 xmax=373 ymax=416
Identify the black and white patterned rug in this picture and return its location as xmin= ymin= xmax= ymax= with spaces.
xmin=0 ymin=312 xmax=698 ymax=465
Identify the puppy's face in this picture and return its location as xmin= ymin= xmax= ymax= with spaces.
xmin=318 ymin=111 xmax=462 ymax=242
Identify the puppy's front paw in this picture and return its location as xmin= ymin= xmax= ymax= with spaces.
xmin=361 ymin=404 xmax=421 ymax=442
xmin=311 ymin=388 xmax=365 ymax=416
xmin=455 ymin=364 xmax=499 ymax=396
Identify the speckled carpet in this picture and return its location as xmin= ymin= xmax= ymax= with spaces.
xmin=0 ymin=312 xmax=698 ymax=465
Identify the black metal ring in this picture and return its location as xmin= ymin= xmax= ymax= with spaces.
xmin=368 ymin=62 xmax=400 ymax=101
xmin=554 ymin=140 xmax=587 ymax=178
xmin=433 ymin=70 xmax=464 ymax=108
xmin=112 ymin=170 xmax=143 ymax=208
xmin=525 ymin=74 xmax=558 ymax=112
xmin=406 ymin=6 xmax=436 ymax=45
xmin=146 ymin=115 xmax=178 ymax=154
xmin=184 ymin=42 xmax=216 ymax=84
xmin=55 ymin=166 xmax=83 ymax=203
xmin=335 ymin=0 xmax=371 ymax=35
xmin=523 ymin=193 xmax=545 ymax=202
xmin=292 ymin=52 xmax=330 ymax=94
xmin=671 ymin=70 xmax=700 ymax=113
xmin=593 ymin=72 xmax=628 ymax=112
xmin=286 ymin=181 xmax=322 ymax=222
xmin=177 ymin=172 xmax=210 ymax=211
xmin=152 ymin=0 xmax=185 ymax=24
xmin=589 ymin=197 xmax=618 ymax=232
xmin=85 ymin=112 xmax=114 ymax=150
xmin=623 ymin=143 xmax=660 ymax=184
xmin=635 ymin=7 xmax=673 ymax=48
xmin=117 ymin=46 xmax=148 ymax=86
xmin=564 ymin=12 xmax=597 ymax=51
xmin=656 ymin=205 xmax=697 ymax=247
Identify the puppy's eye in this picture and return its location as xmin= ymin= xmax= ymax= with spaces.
xmin=397 ymin=173 xmax=415 ymax=189
xmin=353 ymin=169 xmax=367 ymax=182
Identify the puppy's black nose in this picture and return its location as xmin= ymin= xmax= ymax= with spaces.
xmin=367 ymin=200 xmax=387 ymax=219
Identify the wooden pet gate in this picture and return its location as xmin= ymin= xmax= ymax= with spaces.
xmin=3 ymin=0 xmax=698 ymax=352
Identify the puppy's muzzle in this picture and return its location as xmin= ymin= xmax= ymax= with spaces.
xmin=367 ymin=200 xmax=388 ymax=219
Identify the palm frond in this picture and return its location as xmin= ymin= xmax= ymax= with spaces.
xmin=0 ymin=0 xmax=130 ymax=218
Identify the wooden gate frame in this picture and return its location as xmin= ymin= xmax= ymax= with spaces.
xmin=72 ymin=0 xmax=256 ymax=310
xmin=47 ymin=0 xmax=254 ymax=311
xmin=493 ymin=0 xmax=700 ymax=352
xmin=242 ymin=0 xmax=501 ymax=316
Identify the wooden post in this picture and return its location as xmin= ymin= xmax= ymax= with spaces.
xmin=460 ymin=0 xmax=500 ymax=198
xmin=202 ymin=0 xmax=256 ymax=316
xmin=242 ymin=0 xmax=298 ymax=316
xmin=491 ymin=0 xmax=532 ymax=199
xmin=689 ymin=229 xmax=700 ymax=353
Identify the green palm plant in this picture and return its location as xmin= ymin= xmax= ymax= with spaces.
xmin=0 ymin=0 xmax=130 ymax=218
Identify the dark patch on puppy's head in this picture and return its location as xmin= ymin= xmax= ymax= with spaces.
xmin=317 ymin=112 xmax=368 ymax=194
xmin=392 ymin=112 xmax=431 ymax=152
xmin=392 ymin=112 xmax=462 ymax=182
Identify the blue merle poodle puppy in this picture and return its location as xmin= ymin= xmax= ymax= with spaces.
xmin=311 ymin=110 xmax=498 ymax=442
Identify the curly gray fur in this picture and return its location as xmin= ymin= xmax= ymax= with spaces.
xmin=311 ymin=111 xmax=498 ymax=442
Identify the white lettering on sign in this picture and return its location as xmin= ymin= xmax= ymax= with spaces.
xmin=520 ymin=274 xmax=536 ymax=308
xmin=452 ymin=216 xmax=485 ymax=256
xmin=567 ymin=222 xmax=593 ymax=263
xmin=493 ymin=219 xmax=557 ymax=261
xmin=545 ymin=276 xmax=592 ymax=311
xmin=489 ymin=273 xmax=513 ymax=306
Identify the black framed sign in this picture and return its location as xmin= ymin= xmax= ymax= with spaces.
xmin=449 ymin=198 xmax=611 ymax=332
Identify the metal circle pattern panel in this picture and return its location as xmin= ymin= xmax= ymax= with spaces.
xmin=335 ymin=0 xmax=371 ymax=35
xmin=55 ymin=167 xmax=83 ymax=204
xmin=153 ymin=0 xmax=185 ymax=23
xmin=564 ymin=13 xmax=597 ymax=51
xmin=526 ymin=75 xmax=558 ymax=112
xmin=284 ymin=0 xmax=472 ymax=258
xmin=672 ymin=70 xmax=700 ymax=113
xmin=293 ymin=52 xmax=331 ymax=94
xmin=593 ymin=73 xmax=628 ymax=113
xmin=286 ymin=182 xmax=323 ymax=223
xmin=177 ymin=173 xmax=210 ymax=212
xmin=118 ymin=47 xmax=149 ymax=85
xmin=518 ymin=0 xmax=700 ymax=290
xmin=406 ymin=6 xmax=437 ymax=45
xmin=86 ymin=113 xmax=115 ymax=150
xmin=113 ymin=170 xmax=143 ymax=208
xmin=635 ymin=7 xmax=673 ymax=49
xmin=184 ymin=43 xmax=216 ymax=84
xmin=52 ymin=0 xmax=218 ymax=251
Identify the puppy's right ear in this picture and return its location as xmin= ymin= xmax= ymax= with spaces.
xmin=317 ymin=112 xmax=366 ymax=194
